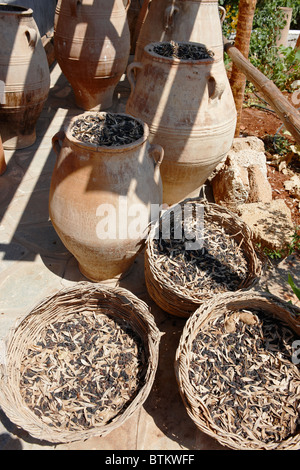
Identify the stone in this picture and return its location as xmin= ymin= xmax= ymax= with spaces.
xmin=209 ymin=136 xmax=266 ymax=178
xmin=211 ymin=136 xmax=272 ymax=210
xmin=237 ymin=200 xmax=295 ymax=252
xmin=292 ymin=186 xmax=300 ymax=201
xmin=231 ymin=135 xmax=265 ymax=152
xmin=230 ymin=138 xmax=268 ymax=180
xmin=247 ymin=165 xmax=273 ymax=203
xmin=211 ymin=156 xmax=249 ymax=210
xmin=284 ymin=175 xmax=300 ymax=200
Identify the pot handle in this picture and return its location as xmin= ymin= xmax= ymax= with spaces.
xmin=164 ymin=5 xmax=179 ymax=31
xmin=52 ymin=131 xmax=65 ymax=157
xmin=127 ymin=62 xmax=143 ymax=94
xmin=219 ymin=6 xmax=226 ymax=24
xmin=25 ymin=27 xmax=38 ymax=48
xmin=148 ymin=144 xmax=164 ymax=182
xmin=207 ymin=75 xmax=226 ymax=101
xmin=70 ymin=0 xmax=82 ymax=16
xmin=124 ymin=0 xmax=131 ymax=12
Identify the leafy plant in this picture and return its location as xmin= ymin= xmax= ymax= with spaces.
xmin=221 ymin=0 xmax=300 ymax=92
xmin=259 ymin=228 xmax=300 ymax=261
xmin=263 ymin=246 xmax=283 ymax=260
xmin=249 ymin=1 xmax=300 ymax=91
xmin=274 ymin=134 xmax=294 ymax=155
xmin=220 ymin=2 xmax=239 ymax=39
xmin=288 ymin=274 xmax=300 ymax=300
xmin=287 ymin=228 xmax=300 ymax=256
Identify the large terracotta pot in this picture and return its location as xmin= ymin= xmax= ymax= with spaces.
xmin=0 ymin=4 xmax=50 ymax=150
xmin=49 ymin=112 xmax=164 ymax=281
xmin=126 ymin=0 xmax=143 ymax=54
xmin=54 ymin=0 xmax=131 ymax=111
xmin=135 ymin=0 xmax=226 ymax=62
xmin=126 ymin=42 xmax=237 ymax=205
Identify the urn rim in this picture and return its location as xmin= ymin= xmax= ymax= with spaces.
xmin=64 ymin=111 xmax=150 ymax=152
xmin=0 ymin=3 xmax=33 ymax=16
xmin=144 ymin=41 xmax=216 ymax=64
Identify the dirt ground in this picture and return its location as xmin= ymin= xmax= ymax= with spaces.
xmin=240 ymin=92 xmax=300 ymax=232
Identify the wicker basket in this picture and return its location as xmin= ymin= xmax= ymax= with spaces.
xmin=175 ymin=290 xmax=300 ymax=450
xmin=0 ymin=282 xmax=160 ymax=444
xmin=145 ymin=199 xmax=261 ymax=318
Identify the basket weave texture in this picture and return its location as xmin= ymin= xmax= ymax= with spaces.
xmin=0 ymin=282 xmax=160 ymax=444
xmin=175 ymin=290 xmax=300 ymax=450
xmin=145 ymin=199 xmax=261 ymax=318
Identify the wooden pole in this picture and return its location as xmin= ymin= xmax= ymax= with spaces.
xmin=224 ymin=36 xmax=300 ymax=145
xmin=229 ymin=0 xmax=257 ymax=137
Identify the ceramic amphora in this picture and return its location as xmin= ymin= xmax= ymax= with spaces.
xmin=126 ymin=42 xmax=237 ymax=205
xmin=49 ymin=112 xmax=164 ymax=281
xmin=54 ymin=0 xmax=131 ymax=111
xmin=0 ymin=4 xmax=50 ymax=149
xmin=135 ymin=0 xmax=226 ymax=62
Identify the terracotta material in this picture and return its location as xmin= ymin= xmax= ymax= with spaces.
xmin=135 ymin=0 xmax=226 ymax=62
xmin=49 ymin=112 xmax=163 ymax=281
xmin=0 ymin=134 xmax=6 ymax=175
xmin=0 ymin=4 xmax=50 ymax=150
xmin=127 ymin=0 xmax=143 ymax=54
xmin=126 ymin=42 xmax=237 ymax=205
xmin=54 ymin=0 xmax=131 ymax=111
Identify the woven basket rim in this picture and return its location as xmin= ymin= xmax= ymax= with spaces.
xmin=145 ymin=199 xmax=262 ymax=317
xmin=174 ymin=289 xmax=300 ymax=450
xmin=0 ymin=282 xmax=161 ymax=444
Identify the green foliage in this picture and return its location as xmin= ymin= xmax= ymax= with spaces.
xmin=287 ymin=229 xmax=300 ymax=256
xmin=220 ymin=0 xmax=300 ymax=25
xmin=263 ymin=246 xmax=283 ymax=260
xmin=221 ymin=0 xmax=300 ymax=92
xmin=288 ymin=274 xmax=300 ymax=301
xmin=249 ymin=3 xmax=300 ymax=91
xmin=274 ymin=133 xmax=295 ymax=155
xmin=258 ymin=228 xmax=300 ymax=261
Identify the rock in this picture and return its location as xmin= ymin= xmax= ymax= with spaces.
xmin=284 ymin=175 xmax=300 ymax=200
xmin=231 ymin=135 xmax=266 ymax=153
xmin=278 ymin=161 xmax=288 ymax=173
xmin=211 ymin=156 xmax=249 ymax=210
xmin=293 ymin=187 xmax=300 ymax=201
xmin=247 ymin=165 xmax=273 ymax=203
xmin=209 ymin=136 xmax=267 ymax=180
xmin=237 ymin=200 xmax=295 ymax=253
xmin=230 ymin=136 xmax=268 ymax=178
xmin=211 ymin=136 xmax=272 ymax=210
